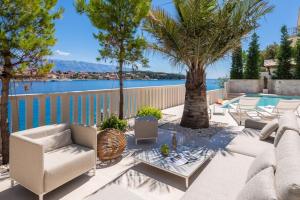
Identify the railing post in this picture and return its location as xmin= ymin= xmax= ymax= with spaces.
xmin=39 ymin=95 xmax=46 ymax=127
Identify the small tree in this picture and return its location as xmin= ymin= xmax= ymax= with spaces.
xmin=273 ymin=25 xmax=293 ymax=79
xmin=261 ymin=43 xmax=279 ymax=60
xmin=294 ymin=35 xmax=300 ymax=79
xmin=75 ymin=0 xmax=150 ymax=119
xmin=244 ymin=33 xmax=260 ymax=79
xmin=0 ymin=0 xmax=62 ymax=164
xmin=230 ymin=45 xmax=243 ymax=79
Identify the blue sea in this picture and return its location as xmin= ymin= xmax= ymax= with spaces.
xmin=7 ymin=79 xmax=220 ymax=95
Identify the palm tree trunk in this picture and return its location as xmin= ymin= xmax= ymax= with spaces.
xmin=118 ymin=60 xmax=124 ymax=119
xmin=180 ymin=67 xmax=209 ymax=129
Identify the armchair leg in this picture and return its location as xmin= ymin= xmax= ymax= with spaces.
xmin=93 ymin=167 xmax=96 ymax=176
xmin=11 ymin=179 xmax=14 ymax=187
xmin=39 ymin=194 xmax=43 ymax=200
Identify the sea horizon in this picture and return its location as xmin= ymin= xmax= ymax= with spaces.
xmin=5 ymin=79 xmax=220 ymax=95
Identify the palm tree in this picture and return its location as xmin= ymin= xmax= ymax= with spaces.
xmin=144 ymin=0 xmax=273 ymax=129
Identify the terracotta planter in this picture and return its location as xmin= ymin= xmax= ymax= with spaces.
xmin=97 ymin=128 xmax=127 ymax=161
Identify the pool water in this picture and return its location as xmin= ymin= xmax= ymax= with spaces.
xmin=223 ymin=94 xmax=300 ymax=108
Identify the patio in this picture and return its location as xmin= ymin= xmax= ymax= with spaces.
xmin=0 ymin=105 xmax=242 ymax=200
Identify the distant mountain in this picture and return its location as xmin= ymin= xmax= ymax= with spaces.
xmin=50 ymin=59 xmax=118 ymax=72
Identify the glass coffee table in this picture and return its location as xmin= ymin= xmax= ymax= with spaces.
xmin=135 ymin=146 xmax=215 ymax=188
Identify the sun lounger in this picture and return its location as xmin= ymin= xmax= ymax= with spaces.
xmin=228 ymin=97 xmax=261 ymax=124
xmin=258 ymin=99 xmax=300 ymax=118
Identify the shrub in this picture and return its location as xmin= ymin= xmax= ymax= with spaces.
xmin=136 ymin=106 xmax=162 ymax=120
xmin=100 ymin=115 xmax=127 ymax=132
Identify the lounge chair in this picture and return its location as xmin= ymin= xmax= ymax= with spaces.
xmin=228 ymin=97 xmax=261 ymax=124
xmin=10 ymin=123 xmax=97 ymax=200
xmin=258 ymin=99 xmax=300 ymax=118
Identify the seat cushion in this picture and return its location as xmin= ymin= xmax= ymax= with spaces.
xmin=35 ymin=129 xmax=73 ymax=152
xmin=260 ymin=119 xmax=279 ymax=140
xmin=275 ymin=112 xmax=299 ymax=147
xmin=44 ymin=144 xmax=96 ymax=193
xmin=246 ymin=147 xmax=276 ymax=182
xmin=226 ymin=134 xmax=273 ymax=157
xmin=275 ymin=130 xmax=300 ymax=200
xmin=236 ymin=167 xmax=277 ymax=200
xmin=86 ymin=184 xmax=143 ymax=200
xmin=181 ymin=152 xmax=254 ymax=200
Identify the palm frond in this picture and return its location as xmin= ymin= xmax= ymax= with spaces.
xmin=144 ymin=0 xmax=273 ymax=70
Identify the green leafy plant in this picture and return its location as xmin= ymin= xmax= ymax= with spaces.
xmin=144 ymin=0 xmax=273 ymax=129
xmin=100 ymin=115 xmax=127 ymax=132
xmin=160 ymin=144 xmax=170 ymax=156
xmin=75 ymin=0 xmax=150 ymax=119
xmin=0 ymin=0 xmax=63 ymax=164
xmin=137 ymin=107 xmax=162 ymax=120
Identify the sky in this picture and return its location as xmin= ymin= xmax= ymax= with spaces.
xmin=52 ymin=0 xmax=300 ymax=79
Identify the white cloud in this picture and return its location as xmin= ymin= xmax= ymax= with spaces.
xmin=54 ymin=50 xmax=71 ymax=56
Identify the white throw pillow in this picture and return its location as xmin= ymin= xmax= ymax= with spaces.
xmin=35 ymin=129 xmax=73 ymax=152
xmin=260 ymin=119 xmax=278 ymax=140
xmin=246 ymin=148 xmax=276 ymax=182
xmin=236 ymin=167 xmax=277 ymax=200
xmin=274 ymin=112 xmax=300 ymax=147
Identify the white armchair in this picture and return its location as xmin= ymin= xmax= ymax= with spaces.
xmin=9 ymin=123 xmax=97 ymax=200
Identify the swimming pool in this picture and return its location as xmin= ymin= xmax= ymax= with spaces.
xmin=223 ymin=94 xmax=300 ymax=108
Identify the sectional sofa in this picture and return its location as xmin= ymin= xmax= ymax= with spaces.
xmin=182 ymin=112 xmax=300 ymax=200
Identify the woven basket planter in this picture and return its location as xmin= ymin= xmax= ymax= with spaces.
xmin=97 ymin=128 xmax=127 ymax=161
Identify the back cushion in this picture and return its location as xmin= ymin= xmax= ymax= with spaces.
xmin=274 ymin=112 xmax=299 ymax=147
xmin=23 ymin=123 xmax=70 ymax=139
xmin=260 ymin=119 xmax=279 ymax=140
xmin=236 ymin=167 xmax=277 ymax=200
xmin=275 ymin=130 xmax=300 ymax=200
xmin=246 ymin=147 xmax=276 ymax=182
xmin=35 ymin=129 xmax=73 ymax=152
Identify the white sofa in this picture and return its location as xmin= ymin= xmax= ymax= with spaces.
xmin=182 ymin=114 xmax=300 ymax=200
xmin=9 ymin=123 xmax=97 ymax=200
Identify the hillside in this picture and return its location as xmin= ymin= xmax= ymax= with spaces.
xmin=50 ymin=59 xmax=117 ymax=72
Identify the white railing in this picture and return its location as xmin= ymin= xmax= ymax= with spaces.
xmin=7 ymin=85 xmax=224 ymax=132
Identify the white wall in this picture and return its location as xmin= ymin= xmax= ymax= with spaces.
xmin=272 ymin=80 xmax=300 ymax=95
xmin=227 ymin=79 xmax=300 ymax=96
xmin=227 ymin=79 xmax=262 ymax=93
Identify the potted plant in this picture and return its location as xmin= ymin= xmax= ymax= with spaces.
xmin=97 ymin=115 xmax=127 ymax=161
xmin=134 ymin=106 xmax=162 ymax=144
xmin=263 ymin=76 xmax=269 ymax=94
xmin=160 ymin=144 xmax=170 ymax=156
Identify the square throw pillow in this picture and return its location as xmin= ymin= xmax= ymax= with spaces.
xmin=274 ymin=112 xmax=300 ymax=147
xmin=260 ymin=119 xmax=279 ymax=140
xmin=246 ymin=148 xmax=276 ymax=182
xmin=35 ymin=129 xmax=73 ymax=152
xmin=236 ymin=167 xmax=277 ymax=200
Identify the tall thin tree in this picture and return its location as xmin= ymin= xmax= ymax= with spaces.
xmin=294 ymin=35 xmax=300 ymax=79
xmin=0 ymin=0 xmax=62 ymax=164
xmin=274 ymin=25 xmax=293 ymax=79
xmin=230 ymin=45 xmax=243 ymax=79
xmin=145 ymin=0 xmax=273 ymax=129
xmin=244 ymin=33 xmax=260 ymax=79
xmin=75 ymin=0 xmax=150 ymax=119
